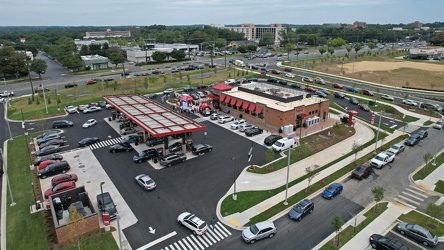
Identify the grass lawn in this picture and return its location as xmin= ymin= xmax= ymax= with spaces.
xmin=399 ymin=210 xmax=444 ymax=236
xmin=433 ymin=180 xmax=444 ymax=195
xmin=320 ymin=202 xmax=389 ymax=250
xmin=61 ymin=231 xmax=118 ymax=250
xmin=412 ymin=152 xmax=444 ymax=181
xmin=423 ymin=120 xmax=434 ymax=126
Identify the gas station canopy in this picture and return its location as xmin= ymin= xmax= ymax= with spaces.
xmin=103 ymin=94 xmax=206 ymax=137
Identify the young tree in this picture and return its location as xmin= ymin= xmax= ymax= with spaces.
xmin=305 ymin=164 xmax=319 ymax=193
xmin=328 ymin=47 xmax=335 ymax=57
xmin=67 ymin=206 xmax=87 ymax=249
xmin=152 ymin=51 xmax=167 ymax=63
xmin=170 ymin=50 xmax=186 ymax=61
xmin=29 ymin=59 xmax=48 ymax=78
xmin=330 ymin=214 xmax=344 ymax=247
xmin=423 ymin=152 xmax=433 ymax=173
xmin=425 ymin=203 xmax=444 ymax=227
xmin=371 ymin=186 xmax=385 ymax=212
xmin=107 ymin=47 xmax=125 ymax=67
xmin=285 ymin=43 xmax=294 ymax=60
xmin=352 ymin=141 xmax=361 ymax=162
xmin=367 ymin=42 xmax=376 ymax=52
xmin=345 ymin=46 xmax=352 ymax=55
xmin=143 ymin=77 xmax=149 ymax=91
xmin=318 ymin=47 xmax=327 ymax=57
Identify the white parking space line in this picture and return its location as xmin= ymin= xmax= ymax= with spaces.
xmin=189 ymin=235 xmax=205 ymax=249
xmin=185 ymin=236 xmax=199 ymax=250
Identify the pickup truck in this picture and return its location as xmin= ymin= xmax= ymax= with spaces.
xmin=370 ymin=152 xmax=395 ymax=169
xmin=64 ymin=105 xmax=77 ymax=114
xmin=0 ymin=91 xmax=14 ymax=97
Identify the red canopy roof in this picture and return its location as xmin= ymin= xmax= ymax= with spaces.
xmin=225 ymin=96 xmax=231 ymax=103
xmin=256 ymin=105 xmax=263 ymax=114
xmin=230 ymin=98 xmax=237 ymax=105
xmin=219 ymin=95 xmax=226 ymax=102
xmin=248 ymin=103 xmax=256 ymax=112
xmin=236 ymin=99 xmax=243 ymax=107
xmin=212 ymin=83 xmax=233 ymax=91
xmin=242 ymin=101 xmax=250 ymax=109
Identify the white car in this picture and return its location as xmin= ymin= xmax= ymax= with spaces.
xmin=65 ymin=105 xmax=77 ymax=114
xmin=301 ymin=76 xmax=314 ymax=82
xmin=177 ymin=212 xmax=208 ymax=235
xmin=285 ymin=73 xmax=295 ymax=78
xmin=239 ymin=124 xmax=254 ymax=132
xmin=196 ymin=91 xmax=205 ymax=98
xmin=163 ymin=88 xmax=174 ymax=95
xmin=218 ymin=115 xmax=234 ymax=124
xmin=224 ymin=79 xmax=236 ymax=85
xmin=381 ymin=94 xmax=394 ymax=101
xmin=388 ymin=143 xmax=405 ymax=155
xmin=77 ymin=105 xmax=88 ymax=111
xmin=402 ymin=99 xmax=418 ymax=106
xmin=231 ymin=119 xmax=246 ymax=130
xmin=105 ymin=104 xmax=114 ymax=110
xmin=0 ymin=97 xmax=4 ymax=103
xmin=135 ymin=174 xmax=156 ymax=191
xmin=433 ymin=120 xmax=443 ymax=130
xmin=82 ymin=119 xmax=97 ymax=128
xmin=83 ymin=106 xmax=102 ymax=114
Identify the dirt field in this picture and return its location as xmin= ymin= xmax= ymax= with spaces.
xmin=312 ymin=58 xmax=444 ymax=91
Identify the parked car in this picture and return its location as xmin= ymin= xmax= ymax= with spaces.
xmin=146 ymin=137 xmax=164 ymax=147
xmin=291 ymin=83 xmax=301 ymax=89
xmin=288 ymin=199 xmax=314 ymax=221
xmin=236 ymin=78 xmax=247 ymax=84
xmin=159 ymin=153 xmax=187 ymax=167
xmin=402 ymin=99 xmax=418 ymax=106
xmin=77 ymin=105 xmax=88 ymax=111
xmin=332 ymin=83 xmax=343 ymax=89
xmin=82 ymin=119 xmax=97 ymax=128
xmin=349 ymin=98 xmax=359 ymax=105
xmin=267 ymin=78 xmax=278 ymax=83
xmin=183 ymin=86 xmax=195 ymax=92
xmin=163 ymin=88 xmax=174 ymax=95
xmin=351 ymin=162 xmax=373 ymax=180
xmin=433 ymin=120 xmax=443 ymax=130
xmin=218 ymin=115 xmax=235 ymax=124
xmin=83 ymin=106 xmax=101 ymax=114
xmin=196 ymin=84 xmax=207 ymax=89
xmin=36 ymin=130 xmax=58 ymax=140
xmin=334 ymin=92 xmax=345 ymax=99
xmin=231 ymin=119 xmax=246 ymax=130
xmin=358 ymin=104 xmax=370 ymax=111
xmin=239 ymin=124 xmax=254 ymax=132
xmin=177 ymin=212 xmax=208 ymax=235
xmin=168 ymin=142 xmax=183 ymax=153
xmin=210 ymin=113 xmax=220 ymax=120
xmin=34 ymin=154 xmax=63 ymax=166
xmin=35 ymin=145 xmax=60 ymax=156
xmin=314 ymin=91 xmax=327 ymax=98
xmin=133 ymin=149 xmax=158 ymax=163
xmin=224 ymin=79 xmax=235 ymax=85
xmin=65 ymin=105 xmax=77 ymax=114
xmin=39 ymin=139 xmax=64 ymax=149
xmin=120 ymin=127 xmax=138 ymax=135
xmin=191 ymin=144 xmax=213 ymax=155
xmin=396 ymin=222 xmax=438 ymax=246
xmin=314 ymin=77 xmax=326 ymax=85
xmin=52 ymin=120 xmax=73 ymax=128
xmin=147 ymin=93 xmax=157 ymax=99
xmin=135 ymin=174 xmax=156 ymax=191
xmin=38 ymin=159 xmax=61 ymax=170
xmin=44 ymin=181 xmax=76 ymax=199
xmin=121 ymin=135 xmax=141 ymax=145
xmin=51 ymin=174 xmax=78 ymax=186
xmin=38 ymin=161 xmax=70 ymax=179
xmin=242 ymin=221 xmax=277 ymax=244
xmin=369 ymin=234 xmax=409 ymax=250
xmin=371 ymin=152 xmax=394 ymax=169
xmin=105 ymin=104 xmax=115 ymax=109
xmin=388 ymin=143 xmax=405 ymax=155
xmin=322 ymin=183 xmax=343 ymax=199
xmin=109 ymin=143 xmax=133 ymax=153
xmin=245 ymin=127 xmax=264 ymax=137
xmin=264 ymin=135 xmax=283 ymax=146
xmin=381 ymin=94 xmax=394 ymax=101
xmin=416 ymin=130 xmax=428 ymax=140
xmin=78 ymin=137 xmax=100 ymax=147
xmin=278 ymin=80 xmax=287 ymax=85
xmin=405 ymin=134 xmax=421 ymax=146
xmin=305 ymin=87 xmax=317 ymax=93
xmin=97 ymin=192 xmax=117 ymax=220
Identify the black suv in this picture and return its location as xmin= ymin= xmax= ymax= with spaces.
xmin=416 ymin=130 xmax=428 ymax=140
xmin=267 ymin=78 xmax=278 ymax=83
xmin=121 ymin=135 xmax=141 ymax=145
xmin=146 ymin=137 xmax=164 ymax=147
xmin=159 ymin=153 xmax=187 ymax=167
xmin=97 ymin=192 xmax=117 ymax=220
xmin=405 ymin=134 xmax=420 ymax=146
xmin=288 ymin=199 xmax=314 ymax=221
xmin=334 ymin=92 xmax=345 ymax=99
xmin=38 ymin=161 xmax=70 ymax=179
xmin=369 ymin=234 xmax=408 ymax=250
xmin=52 ymin=120 xmax=73 ymax=128
xmin=264 ymin=135 xmax=283 ymax=146
xmin=133 ymin=149 xmax=158 ymax=163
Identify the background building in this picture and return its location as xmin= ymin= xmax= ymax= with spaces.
xmin=217 ymin=24 xmax=284 ymax=46
xmin=81 ymin=55 xmax=109 ymax=70
xmin=84 ymin=29 xmax=131 ymax=39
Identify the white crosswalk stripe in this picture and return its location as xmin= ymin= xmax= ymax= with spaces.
xmin=395 ymin=185 xmax=428 ymax=209
xmin=193 ymin=117 xmax=207 ymax=123
xmin=89 ymin=138 xmax=122 ymax=150
xmin=161 ymin=223 xmax=231 ymax=250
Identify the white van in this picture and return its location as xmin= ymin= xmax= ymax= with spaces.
xmin=272 ymin=137 xmax=295 ymax=152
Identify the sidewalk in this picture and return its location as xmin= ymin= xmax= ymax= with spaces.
xmin=416 ymin=148 xmax=444 ymax=191
xmin=219 ymin=121 xmax=404 ymax=228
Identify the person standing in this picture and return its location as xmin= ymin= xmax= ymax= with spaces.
xmin=210 ymin=217 xmax=216 ymax=229
xmin=204 ymin=131 xmax=207 ymax=139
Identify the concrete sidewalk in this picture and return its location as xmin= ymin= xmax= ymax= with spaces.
xmin=416 ymin=148 xmax=444 ymax=191
xmin=219 ymin=121 xmax=404 ymax=228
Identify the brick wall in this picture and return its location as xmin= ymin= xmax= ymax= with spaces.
xmin=56 ymin=214 xmax=99 ymax=244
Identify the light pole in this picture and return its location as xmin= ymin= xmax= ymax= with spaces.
xmin=374 ymin=112 xmax=382 ymax=154
xmin=283 ymin=148 xmax=291 ymax=205
xmin=232 ymin=157 xmax=237 ymax=200
xmin=100 ymin=182 xmax=105 ymax=212
xmin=116 ymin=213 xmax=123 ymax=250
xmin=1 ymin=149 xmax=16 ymax=206
xmin=2 ymin=78 xmax=10 ymax=107
xmin=344 ymin=206 xmax=357 ymax=233
xmin=5 ymin=100 xmax=13 ymax=140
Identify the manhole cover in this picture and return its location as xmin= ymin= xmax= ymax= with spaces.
xmin=74 ymin=155 xmax=80 ymax=158
xmin=87 ymin=181 xmax=91 ymax=183
xmin=79 ymin=165 xmax=85 ymax=168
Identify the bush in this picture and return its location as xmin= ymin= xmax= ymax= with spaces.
xmin=47 ymin=97 xmax=51 ymax=104
xmin=36 ymin=98 xmax=40 ymax=105
xmin=28 ymin=98 xmax=32 ymax=105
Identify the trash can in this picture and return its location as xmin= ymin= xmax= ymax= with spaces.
xmin=102 ymin=212 xmax=110 ymax=226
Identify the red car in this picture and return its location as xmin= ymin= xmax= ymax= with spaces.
xmin=51 ymin=174 xmax=78 ymax=186
xmin=271 ymin=69 xmax=281 ymax=75
xmin=284 ymin=67 xmax=292 ymax=72
xmin=362 ymin=90 xmax=374 ymax=96
xmin=85 ymin=79 xmax=97 ymax=85
xmin=351 ymin=163 xmax=373 ymax=180
xmin=38 ymin=160 xmax=61 ymax=170
xmin=44 ymin=181 xmax=76 ymax=198
xmin=196 ymin=84 xmax=207 ymax=89
xmin=305 ymin=87 xmax=317 ymax=93
xmin=39 ymin=139 xmax=65 ymax=150
xmin=358 ymin=104 xmax=370 ymax=111
xmin=332 ymin=83 xmax=343 ymax=89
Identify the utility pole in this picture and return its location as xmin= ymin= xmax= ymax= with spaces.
xmin=25 ymin=48 xmax=35 ymax=97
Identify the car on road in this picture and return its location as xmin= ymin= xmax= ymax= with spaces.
xmin=349 ymin=97 xmax=359 ymax=105
xmin=405 ymin=134 xmax=421 ymax=146
xmin=103 ymin=78 xmax=114 ymax=82
xmin=396 ymin=221 xmax=438 ymax=246
xmin=191 ymin=144 xmax=213 ymax=155
xmin=82 ymin=119 xmax=97 ymax=128
xmin=291 ymin=83 xmax=301 ymax=89
xmin=34 ymin=154 xmax=63 ymax=166
xmin=332 ymin=83 xmax=343 ymax=89
xmin=51 ymin=174 xmax=78 ymax=186
xmin=362 ymin=90 xmax=374 ymax=96
xmin=133 ymin=149 xmax=158 ymax=163
xmin=65 ymin=105 xmax=77 ymax=114
xmin=245 ymin=127 xmax=264 ymax=137
xmin=402 ymin=99 xmax=418 ymax=106
xmin=78 ymin=137 xmax=100 ymax=147
xmin=314 ymin=91 xmax=327 ymax=98
xmin=35 ymin=145 xmax=60 ymax=156
xmin=218 ymin=115 xmax=235 ymax=124
xmin=152 ymin=70 xmax=164 ymax=74
xmin=433 ymin=120 xmax=443 ymax=129
xmin=64 ymin=83 xmax=78 ymax=88
xmin=322 ymin=183 xmax=343 ymax=199
xmin=109 ymin=143 xmax=133 ymax=153
xmin=147 ymin=93 xmax=157 ymax=99
xmin=369 ymin=234 xmax=408 ymax=250
xmin=334 ymin=92 xmax=345 ymax=99
xmin=388 ymin=144 xmax=405 ymax=155
xmin=381 ymin=94 xmax=394 ymax=101
xmin=163 ymin=88 xmax=174 ymax=95
xmin=242 ymin=221 xmax=277 ymax=244
xmin=271 ymin=69 xmax=281 ymax=75
xmin=168 ymin=142 xmax=183 ymax=153
xmin=358 ymin=104 xmax=370 ymax=111
xmin=224 ymin=79 xmax=235 ymax=85
xmin=301 ymin=76 xmax=313 ymax=82
xmin=314 ymin=77 xmax=326 ymax=85
xmin=305 ymin=87 xmax=317 ymax=93
xmin=44 ymin=181 xmax=76 ymax=199
xmin=159 ymin=153 xmax=187 ymax=167
xmin=267 ymin=78 xmax=278 ymax=83
xmin=120 ymin=127 xmax=138 ymax=135
xmin=278 ymin=80 xmax=287 ymax=85
xmin=177 ymin=212 xmax=208 ymax=235
xmin=146 ymin=137 xmax=164 ymax=147
xmin=97 ymin=192 xmax=117 ymax=220
xmin=351 ymin=162 xmax=373 ymax=180
xmin=264 ymin=135 xmax=283 ymax=146
xmin=83 ymin=106 xmax=101 ymax=114
xmin=38 ymin=161 xmax=71 ymax=179
xmin=52 ymin=120 xmax=73 ymax=128
xmin=289 ymin=199 xmax=314 ymax=221
xmin=85 ymin=79 xmax=97 ymax=85
xmin=135 ymin=174 xmax=156 ymax=191
xmin=39 ymin=139 xmax=65 ymax=149
xmin=346 ymin=87 xmax=360 ymax=93
xmin=285 ymin=73 xmax=295 ymax=78
xmin=231 ymin=119 xmax=246 ymax=129
xmin=416 ymin=130 xmax=428 ymax=140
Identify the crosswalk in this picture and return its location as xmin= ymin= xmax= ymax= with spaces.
xmin=89 ymin=138 xmax=122 ymax=150
xmin=193 ymin=117 xmax=208 ymax=123
xmin=394 ymin=184 xmax=428 ymax=209
xmin=161 ymin=222 xmax=231 ymax=250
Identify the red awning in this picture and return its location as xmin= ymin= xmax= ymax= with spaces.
xmin=230 ymin=98 xmax=237 ymax=105
xmin=248 ymin=104 xmax=256 ymax=112
xmin=242 ymin=102 xmax=250 ymax=109
xmin=219 ymin=95 xmax=226 ymax=102
xmin=207 ymin=94 xmax=219 ymax=100
xmin=256 ymin=105 xmax=263 ymax=113
xmin=225 ymin=96 xmax=231 ymax=103
xmin=236 ymin=99 xmax=243 ymax=107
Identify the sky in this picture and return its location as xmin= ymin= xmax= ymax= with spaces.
xmin=1 ymin=0 xmax=443 ymax=26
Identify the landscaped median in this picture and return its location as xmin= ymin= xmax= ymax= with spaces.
xmin=220 ymin=128 xmax=407 ymax=227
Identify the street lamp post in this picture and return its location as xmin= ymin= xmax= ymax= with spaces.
xmin=31 ymin=182 xmax=40 ymax=210
xmin=283 ymin=148 xmax=291 ymax=205
xmin=232 ymin=157 xmax=237 ymax=200
xmin=374 ymin=112 xmax=382 ymax=154
xmin=1 ymin=149 xmax=16 ymax=206
xmin=100 ymin=182 xmax=105 ymax=212
xmin=116 ymin=213 xmax=123 ymax=250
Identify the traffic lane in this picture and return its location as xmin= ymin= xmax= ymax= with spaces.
xmin=386 ymin=230 xmax=432 ymax=250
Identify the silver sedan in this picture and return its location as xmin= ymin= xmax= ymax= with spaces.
xmin=135 ymin=174 xmax=156 ymax=190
